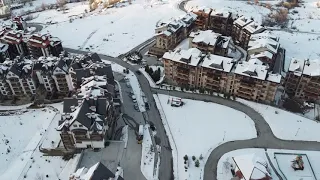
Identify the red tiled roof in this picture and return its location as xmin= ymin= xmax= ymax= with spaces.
xmin=1 ymin=31 xmax=23 ymax=44
xmin=28 ymin=34 xmax=50 ymax=48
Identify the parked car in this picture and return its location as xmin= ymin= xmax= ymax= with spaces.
xmin=131 ymin=95 xmax=137 ymax=103
xmin=145 ymin=102 xmax=150 ymax=110
xmin=129 ymin=90 xmax=134 ymax=95
xmin=134 ymin=104 xmax=139 ymax=111
xmin=136 ymin=70 xmax=141 ymax=75
xmin=126 ymin=82 xmax=131 ymax=88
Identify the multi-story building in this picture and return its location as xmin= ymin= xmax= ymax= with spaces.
xmin=70 ymin=53 xmax=114 ymax=88
xmin=163 ymin=48 xmax=203 ymax=87
xmin=0 ymin=30 xmax=29 ymax=59
xmin=189 ymin=30 xmax=230 ymax=56
xmin=284 ymin=59 xmax=320 ymax=102
xmin=57 ymin=80 xmax=115 ymax=149
xmin=240 ymin=21 xmax=265 ymax=49
xmin=149 ymin=13 xmax=197 ymax=57
xmin=5 ymin=57 xmax=37 ymax=97
xmin=163 ymin=48 xmax=281 ymax=103
xmin=232 ymin=16 xmax=253 ymax=45
xmin=198 ymin=53 xmax=234 ymax=92
xmin=27 ymin=33 xmax=63 ymax=58
xmin=247 ymin=31 xmax=280 ymax=68
xmin=208 ymin=9 xmax=234 ymax=36
xmin=192 ymin=7 xmax=212 ymax=30
xmin=232 ymin=59 xmax=281 ymax=103
xmin=33 ymin=55 xmax=74 ymax=96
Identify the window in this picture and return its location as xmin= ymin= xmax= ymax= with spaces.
xmin=73 ymin=124 xmax=77 ymax=127
xmin=79 ymin=125 xmax=83 ymax=127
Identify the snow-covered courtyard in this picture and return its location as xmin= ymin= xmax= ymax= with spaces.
xmin=218 ymin=148 xmax=320 ymax=180
xmin=238 ymin=98 xmax=320 ymax=142
xmin=154 ymin=94 xmax=257 ymax=179
xmin=0 ymin=107 xmax=80 ymax=180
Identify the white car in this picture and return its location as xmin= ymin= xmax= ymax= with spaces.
xmin=131 ymin=95 xmax=137 ymax=103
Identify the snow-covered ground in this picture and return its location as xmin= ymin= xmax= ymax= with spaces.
xmin=218 ymin=148 xmax=320 ymax=180
xmin=29 ymin=0 xmax=182 ymax=56
xmin=238 ymin=98 xmax=320 ymax=142
xmin=154 ymin=94 xmax=257 ymax=180
xmin=0 ymin=108 xmax=80 ymax=180
xmin=141 ymin=124 xmax=159 ymax=180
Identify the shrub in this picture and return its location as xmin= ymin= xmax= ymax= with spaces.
xmin=192 ymin=156 xmax=196 ymax=161
xmin=56 ymin=0 xmax=67 ymax=8
xmin=195 ymin=160 xmax=200 ymax=167
xmin=183 ymin=155 xmax=188 ymax=161
xmin=317 ymin=1 xmax=320 ymax=8
xmin=199 ymin=154 xmax=203 ymax=160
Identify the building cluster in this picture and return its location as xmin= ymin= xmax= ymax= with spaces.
xmin=57 ymin=53 xmax=117 ymax=150
xmin=284 ymin=58 xmax=320 ymax=102
xmin=160 ymin=8 xmax=283 ymax=103
xmin=0 ymin=16 xmax=63 ymax=62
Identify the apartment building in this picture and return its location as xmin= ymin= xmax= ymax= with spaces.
xmin=285 ymin=59 xmax=320 ymax=102
xmin=5 ymin=57 xmax=37 ymax=97
xmin=192 ymin=7 xmax=212 ymax=30
xmin=70 ymin=53 xmax=114 ymax=88
xmin=163 ymin=48 xmax=281 ymax=103
xmin=28 ymin=34 xmax=63 ymax=58
xmin=33 ymin=55 xmax=74 ymax=95
xmin=149 ymin=13 xmax=197 ymax=57
xmin=247 ymin=31 xmax=280 ymax=68
xmin=232 ymin=59 xmax=281 ymax=103
xmin=208 ymin=9 xmax=234 ymax=36
xmin=58 ymin=82 xmax=115 ymax=149
xmin=189 ymin=30 xmax=230 ymax=56
xmin=163 ymin=48 xmax=203 ymax=86
xmin=232 ymin=16 xmax=265 ymax=49
xmin=0 ymin=30 xmax=29 ymax=59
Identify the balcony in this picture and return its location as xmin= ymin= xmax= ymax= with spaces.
xmin=237 ymin=91 xmax=252 ymax=100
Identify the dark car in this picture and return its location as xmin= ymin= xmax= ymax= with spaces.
xmin=136 ymin=70 xmax=141 ymax=75
xmin=134 ymin=104 xmax=139 ymax=111
xmin=145 ymin=102 xmax=150 ymax=110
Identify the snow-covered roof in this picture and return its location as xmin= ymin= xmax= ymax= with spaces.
xmin=200 ymin=53 xmax=234 ymax=72
xmin=210 ymin=8 xmax=230 ymax=18
xmin=233 ymin=154 xmax=270 ymax=180
xmin=267 ymin=73 xmax=282 ymax=83
xmin=234 ymin=16 xmax=253 ymax=27
xmin=288 ymin=58 xmax=305 ymax=76
xmin=191 ymin=6 xmax=212 ymax=14
xmin=250 ymin=51 xmax=274 ymax=59
xmin=163 ymin=48 xmax=203 ymax=66
xmin=235 ymin=59 xmax=268 ymax=81
xmin=243 ymin=21 xmax=265 ymax=34
xmin=248 ymin=33 xmax=280 ymax=55
xmin=189 ymin=30 xmax=221 ymax=46
xmin=302 ymin=59 xmax=320 ymax=76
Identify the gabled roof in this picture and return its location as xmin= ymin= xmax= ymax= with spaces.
xmin=288 ymin=58 xmax=305 ymax=76
xmin=302 ymin=59 xmax=320 ymax=76
xmin=200 ymin=53 xmax=234 ymax=72
xmin=71 ymin=162 xmax=124 ymax=180
xmin=163 ymin=48 xmax=203 ymax=66
xmin=234 ymin=16 xmax=253 ymax=27
xmin=189 ymin=30 xmax=221 ymax=46
xmin=244 ymin=21 xmax=265 ymax=34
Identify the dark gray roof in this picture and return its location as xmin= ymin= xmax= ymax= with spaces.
xmin=63 ymin=98 xmax=78 ymax=113
xmin=90 ymin=53 xmax=102 ymax=63
xmin=9 ymin=63 xmax=22 ymax=77
xmin=90 ymin=162 xmax=124 ymax=180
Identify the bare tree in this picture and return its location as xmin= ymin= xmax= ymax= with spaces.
xmin=56 ymin=0 xmax=67 ymax=8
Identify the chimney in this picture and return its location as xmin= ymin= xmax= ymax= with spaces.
xmin=77 ymin=99 xmax=82 ymax=105
xmin=85 ymin=95 xmax=89 ymax=101
xmin=62 ymin=113 xmax=66 ymax=120
xmin=66 ymin=113 xmax=70 ymax=119
xmin=90 ymin=105 xmax=96 ymax=112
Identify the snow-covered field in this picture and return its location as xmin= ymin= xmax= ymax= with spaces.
xmin=28 ymin=0 xmax=182 ymax=56
xmin=0 ymin=108 xmax=80 ymax=180
xmin=154 ymin=94 xmax=257 ymax=180
xmin=218 ymin=148 xmax=320 ymax=180
xmin=238 ymin=98 xmax=320 ymax=142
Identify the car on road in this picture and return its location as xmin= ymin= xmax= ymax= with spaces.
xmin=131 ymin=95 xmax=137 ymax=103
xmin=134 ymin=104 xmax=139 ymax=111
xmin=136 ymin=70 xmax=141 ymax=75
xmin=129 ymin=90 xmax=134 ymax=95
xmin=126 ymin=82 xmax=131 ymax=88
xmin=145 ymin=102 xmax=150 ymax=110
